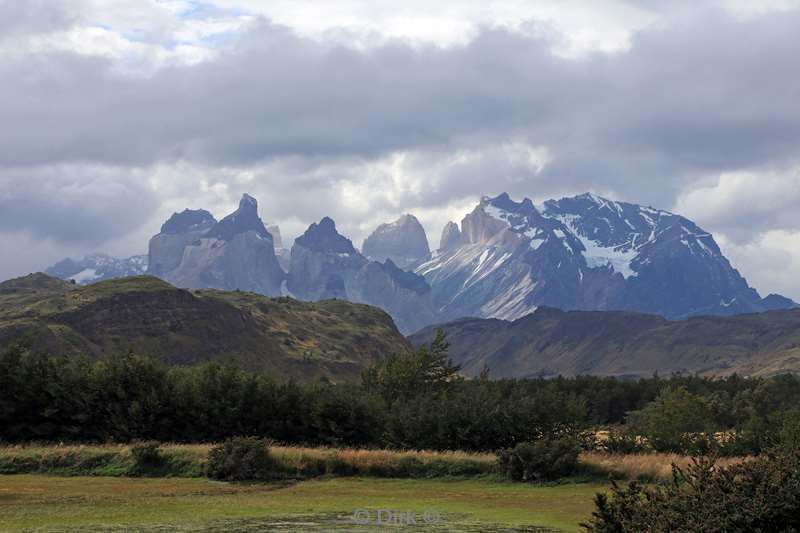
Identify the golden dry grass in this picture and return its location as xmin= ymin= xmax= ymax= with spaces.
xmin=0 ymin=442 xmax=497 ymax=478
xmin=580 ymin=451 xmax=744 ymax=482
xmin=0 ymin=442 xmax=746 ymax=483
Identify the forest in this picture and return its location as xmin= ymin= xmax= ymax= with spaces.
xmin=3 ymin=334 xmax=799 ymax=456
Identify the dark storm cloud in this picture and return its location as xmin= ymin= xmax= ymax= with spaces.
xmin=0 ymin=165 xmax=159 ymax=244
xmin=2 ymin=9 xmax=799 ymax=184
xmin=1 ymin=4 xmax=800 ymax=278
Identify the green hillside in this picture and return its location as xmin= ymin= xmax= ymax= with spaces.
xmin=0 ymin=273 xmax=409 ymax=381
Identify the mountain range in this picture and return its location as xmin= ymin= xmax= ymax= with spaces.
xmin=43 ymin=192 xmax=797 ymax=334
xmin=418 ymin=193 xmax=796 ymax=323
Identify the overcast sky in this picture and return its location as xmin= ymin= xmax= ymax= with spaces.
xmin=2 ymin=0 xmax=800 ymax=299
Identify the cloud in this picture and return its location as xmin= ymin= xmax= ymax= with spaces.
xmin=0 ymin=0 xmax=81 ymax=39
xmin=0 ymin=164 xmax=159 ymax=244
xmin=718 ymin=230 xmax=800 ymax=300
xmin=1 ymin=1 xmax=800 ymax=300
xmin=675 ymin=169 xmax=800 ymax=243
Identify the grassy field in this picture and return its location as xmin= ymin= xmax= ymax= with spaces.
xmin=0 ymin=474 xmax=604 ymax=532
xmin=0 ymin=443 xmax=732 ymax=531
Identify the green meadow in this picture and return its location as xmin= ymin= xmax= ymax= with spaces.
xmin=0 ymin=475 xmax=604 ymax=532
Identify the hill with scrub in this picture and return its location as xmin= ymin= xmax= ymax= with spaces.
xmin=410 ymin=306 xmax=800 ymax=379
xmin=0 ymin=273 xmax=409 ymax=381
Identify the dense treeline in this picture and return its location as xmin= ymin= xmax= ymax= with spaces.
xmin=2 ymin=337 xmax=799 ymax=454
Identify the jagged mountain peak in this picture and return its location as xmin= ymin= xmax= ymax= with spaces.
xmin=417 ymin=191 xmax=786 ymax=323
xmin=294 ymin=217 xmax=358 ymax=255
xmin=208 ymin=193 xmax=272 ymax=242
xmin=148 ymin=193 xmax=284 ymax=295
xmin=160 ymin=209 xmax=216 ymax=235
xmin=362 ymin=213 xmax=430 ymax=268
xmin=439 ymin=221 xmax=462 ymax=251
xmin=239 ymin=193 xmax=258 ymax=210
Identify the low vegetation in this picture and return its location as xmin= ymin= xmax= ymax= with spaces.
xmin=584 ymin=449 xmax=800 ymax=532
xmin=0 ymin=442 xmax=498 ymax=480
xmin=499 ymin=437 xmax=581 ymax=482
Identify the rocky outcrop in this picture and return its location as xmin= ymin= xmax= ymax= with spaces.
xmin=148 ymin=209 xmax=216 ymax=277
xmin=148 ymin=194 xmax=284 ymax=295
xmin=362 ymin=214 xmax=431 ymax=268
xmin=347 ymin=259 xmax=436 ymax=334
xmin=266 ymin=224 xmax=290 ymax=271
xmin=287 ymin=217 xmax=368 ymax=300
xmin=288 ymin=217 xmax=435 ymax=333
xmin=439 ymin=221 xmax=462 ymax=251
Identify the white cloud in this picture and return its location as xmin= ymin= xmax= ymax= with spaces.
xmin=718 ymin=230 xmax=800 ymax=300
xmin=675 ymin=169 xmax=800 ymax=242
xmin=2 ymin=0 xmax=800 ymax=304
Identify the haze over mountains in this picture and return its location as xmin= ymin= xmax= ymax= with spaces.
xmin=44 ymin=192 xmax=796 ymax=334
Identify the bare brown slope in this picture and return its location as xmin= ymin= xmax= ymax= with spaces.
xmin=0 ymin=274 xmax=409 ymax=382
xmin=409 ymin=307 xmax=800 ymax=378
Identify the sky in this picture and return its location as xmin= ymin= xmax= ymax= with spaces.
xmin=2 ymin=0 xmax=800 ymax=299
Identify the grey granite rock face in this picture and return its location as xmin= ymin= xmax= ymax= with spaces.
xmin=287 ymin=217 xmax=367 ymax=301
xmin=346 ymin=259 xmax=436 ymax=334
xmin=438 ymin=221 xmax=462 ymax=251
xmin=148 ymin=209 xmax=217 ymax=277
xmin=266 ymin=225 xmax=290 ymax=271
xmin=416 ymin=192 xmax=797 ymax=324
xmin=147 ymin=194 xmax=284 ymax=295
xmin=287 ymin=217 xmax=435 ymax=333
xmin=362 ymin=214 xmax=431 ymax=268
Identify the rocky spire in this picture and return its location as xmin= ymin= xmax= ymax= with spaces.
xmin=439 ymin=221 xmax=462 ymax=251
xmin=294 ymin=217 xmax=358 ymax=254
xmin=209 ymin=193 xmax=271 ymax=242
xmin=362 ymin=213 xmax=431 ymax=268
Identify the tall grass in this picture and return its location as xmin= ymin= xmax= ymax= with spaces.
xmin=0 ymin=443 xmax=745 ymax=483
xmin=0 ymin=443 xmax=497 ymax=479
xmin=579 ymin=451 xmax=744 ymax=483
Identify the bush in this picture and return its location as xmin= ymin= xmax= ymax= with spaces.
xmin=499 ymin=437 xmax=580 ymax=482
xmin=206 ymin=437 xmax=276 ymax=481
xmin=583 ymin=450 xmax=800 ymax=532
xmin=130 ymin=441 xmax=164 ymax=473
xmin=602 ymin=431 xmax=648 ymax=454
xmin=626 ymin=386 xmax=717 ymax=453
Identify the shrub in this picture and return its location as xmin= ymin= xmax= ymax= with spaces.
xmin=130 ymin=441 xmax=164 ymax=473
xmin=626 ymin=386 xmax=717 ymax=453
xmin=499 ymin=437 xmax=580 ymax=482
xmin=583 ymin=450 xmax=800 ymax=532
xmin=602 ymin=431 xmax=648 ymax=455
xmin=206 ymin=437 xmax=276 ymax=481
xmin=324 ymin=453 xmax=357 ymax=476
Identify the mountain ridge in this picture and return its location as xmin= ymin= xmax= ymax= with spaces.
xmin=415 ymin=192 xmax=794 ymax=323
xmin=409 ymin=306 xmax=800 ymax=379
xmin=0 ymin=273 xmax=409 ymax=382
